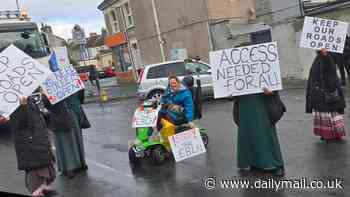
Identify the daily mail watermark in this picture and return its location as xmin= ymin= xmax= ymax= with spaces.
xmin=300 ymin=16 xmax=349 ymax=53
xmin=204 ymin=177 xmax=343 ymax=192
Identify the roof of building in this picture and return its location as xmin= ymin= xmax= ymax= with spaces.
xmin=86 ymin=34 xmax=105 ymax=48
xmin=98 ymin=0 xmax=119 ymax=11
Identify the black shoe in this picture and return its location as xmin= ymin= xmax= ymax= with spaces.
xmin=73 ymin=165 xmax=89 ymax=173
xmin=64 ymin=170 xmax=75 ymax=179
xmin=43 ymin=189 xmax=58 ymax=197
xmin=81 ymin=164 xmax=89 ymax=171
xmin=272 ymin=167 xmax=285 ymax=176
xmin=238 ymin=167 xmax=251 ymax=175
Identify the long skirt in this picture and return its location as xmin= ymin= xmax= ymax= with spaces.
xmin=25 ymin=164 xmax=56 ymax=193
xmin=313 ymin=110 xmax=345 ymax=140
xmin=54 ymin=111 xmax=87 ymax=173
xmin=237 ymin=94 xmax=284 ymax=169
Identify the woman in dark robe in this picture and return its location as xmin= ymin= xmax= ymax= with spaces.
xmin=233 ymin=88 xmax=285 ymax=176
xmin=306 ymin=48 xmax=346 ymax=141
xmin=45 ymin=90 xmax=88 ymax=179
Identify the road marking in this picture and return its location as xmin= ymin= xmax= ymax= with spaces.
xmin=87 ymin=159 xmax=133 ymax=178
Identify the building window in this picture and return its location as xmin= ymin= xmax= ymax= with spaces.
xmin=302 ymin=0 xmax=349 ymax=15
xmin=122 ymin=1 xmax=134 ymax=28
xmin=109 ymin=9 xmax=120 ymax=33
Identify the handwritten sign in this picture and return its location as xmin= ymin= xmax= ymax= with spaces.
xmin=0 ymin=45 xmax=52 ymax=117
xmin=300 ymin=16 xmax=349 ymax=53
xmin=209 ymin=42 xmax=282 ymax=98
xmin=42 ymin=65 xmax=85 ymax=104
xmin=169 ymin=128 xmax=206 ymax=162
xmin=132 ymin=106 xmax=160 ymax=128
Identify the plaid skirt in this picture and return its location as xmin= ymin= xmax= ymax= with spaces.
xmin=313 ymin=110 xmax=345 ymax=139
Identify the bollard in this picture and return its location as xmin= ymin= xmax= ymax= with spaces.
xmin=100 ymin=89 xmax=109 ymax=103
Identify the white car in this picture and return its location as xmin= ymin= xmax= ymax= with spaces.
xmin=137 ymin=60 xmax=213 ymax=100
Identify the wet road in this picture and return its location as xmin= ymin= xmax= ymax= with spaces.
xmin=1 ymin=88 xmax=349 ymax=197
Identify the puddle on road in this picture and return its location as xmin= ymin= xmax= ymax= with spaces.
xmin=102 ymin=144 xmax=129 ymax=152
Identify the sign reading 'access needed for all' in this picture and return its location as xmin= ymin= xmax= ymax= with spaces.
xmin=300 ymin=16 xmax=349 ymax=53
xmin=209 ymin=42 xmax=282 ymax=98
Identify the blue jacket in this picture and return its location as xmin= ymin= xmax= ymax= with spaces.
xmin=161 ymin=85 xmax=194 ymax=122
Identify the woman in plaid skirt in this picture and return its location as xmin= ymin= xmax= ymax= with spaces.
xmin=306 ymin=48 xmax=346 ymax=141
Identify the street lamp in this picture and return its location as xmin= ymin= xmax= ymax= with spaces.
xmin=16 ymin=0 xmax=20 ymax=11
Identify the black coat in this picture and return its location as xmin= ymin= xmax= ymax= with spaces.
xmin=306 ymin=53 xmax=346 ymax=114
xmin=10 ymin=98 xmax=54 ymax=171
xmin=42 ymin=96 xmax=74 ymax=132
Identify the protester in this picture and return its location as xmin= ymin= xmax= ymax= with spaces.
xmin=44 ymin=90 xmax=89 ymax=179
xmin=306 ymin=48 xmax=346 ymax=141
xmin=232 ymin=87 xmax=286 ymax=176
xmin=157 ymin=75 xmax=194 ymax=130
xmin=10 ymin=93 xmax=56 ymax=197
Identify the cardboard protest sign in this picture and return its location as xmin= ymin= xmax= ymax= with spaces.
xmin=132 ymin=106 xmax=160 ymax=128
xmin=0 ymin=45 xmax=52 ymax=117
xmin=169 ymin=128 xmax=206 ymax=162
xmin=42 ymin=65 xmax=85 ymax=104
xmin=300 ymin=16 xmax=349 ymax=53
xmin=209 ymin=42 xmax=282 ymax=98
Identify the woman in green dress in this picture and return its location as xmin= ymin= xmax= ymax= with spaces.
xmin=233 ymin=88 xmax=285 ymax=176
xmin=45 ymin=90 xmax=88 ymax=179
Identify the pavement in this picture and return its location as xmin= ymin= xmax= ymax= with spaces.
xmin=1 ymin=83 xmax=350 ymax=197
xmin=83 ymin=77 xmax=138 ymax=103
xmin=83 ymin=77 xmax=307 ymax=104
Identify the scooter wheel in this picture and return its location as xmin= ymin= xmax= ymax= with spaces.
xmin=152 ymin=145 xmax=166 ymax=165
xmin=129 ymin=147 xmax=139 ymax=164
xmin=200 ymin=132 xmax=209 ymax=148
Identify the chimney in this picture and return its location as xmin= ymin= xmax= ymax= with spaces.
xmin=90 ymin=32 xmax=98 ymax=37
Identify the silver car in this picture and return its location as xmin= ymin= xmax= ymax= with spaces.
xmin=137 ymin=60 xmax=213 ymax=100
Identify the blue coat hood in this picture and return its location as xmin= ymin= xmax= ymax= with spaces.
xmin=161 ymin=84 xmax=194 ymax=122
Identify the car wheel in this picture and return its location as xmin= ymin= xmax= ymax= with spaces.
xmin=148 ymin=90 xmax=164 ymax=100
xmin=129 ymin=147 xmax=139 ymax=164
xmin=200 ymin=132 xmax=209 ymax=148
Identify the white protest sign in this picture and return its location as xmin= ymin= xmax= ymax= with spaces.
xmin=132 ymin=106 xmax=160 ymax=128
xmin=42 ymin=65 xmax=85 ymax=104
xmin=169 ymin=128 xmax=206 ymax=162
xmin=0 ymin=45 xmax=52 ymax=117
xmin=209 ymin=42 xmax=282 ymax=98
xmin=300 ymin=16 xmax=349 ymax=53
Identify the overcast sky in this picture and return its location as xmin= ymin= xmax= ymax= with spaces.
xmin=2 ymin=0 xmax=105 ymax=40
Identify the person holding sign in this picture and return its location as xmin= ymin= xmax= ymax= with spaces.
xmin=157 ymin=75 xmax=194 ymax=130
xmin=306 ymin=48 xmax=346 ymax=141
xmin=45 ymin=91 xmax=89 ymax=179
xmin=9 ymin=92 xmax=56 ymax=197
xmin=232 ymin=43 xmax=286 ymax=176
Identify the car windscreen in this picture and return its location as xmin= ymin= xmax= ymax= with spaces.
xmin=147 ymin=62 xmax=185 ymax=79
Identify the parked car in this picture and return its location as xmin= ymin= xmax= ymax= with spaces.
xmin=99 ymin=70 xmax=107 ymax=79
xmin=79 ymin=72 xmax=89 ymax=82
xmin=104 ymin=67 xmax=116 ymax=77
xmin=137 ymin=59 xmax=213 ymax=100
